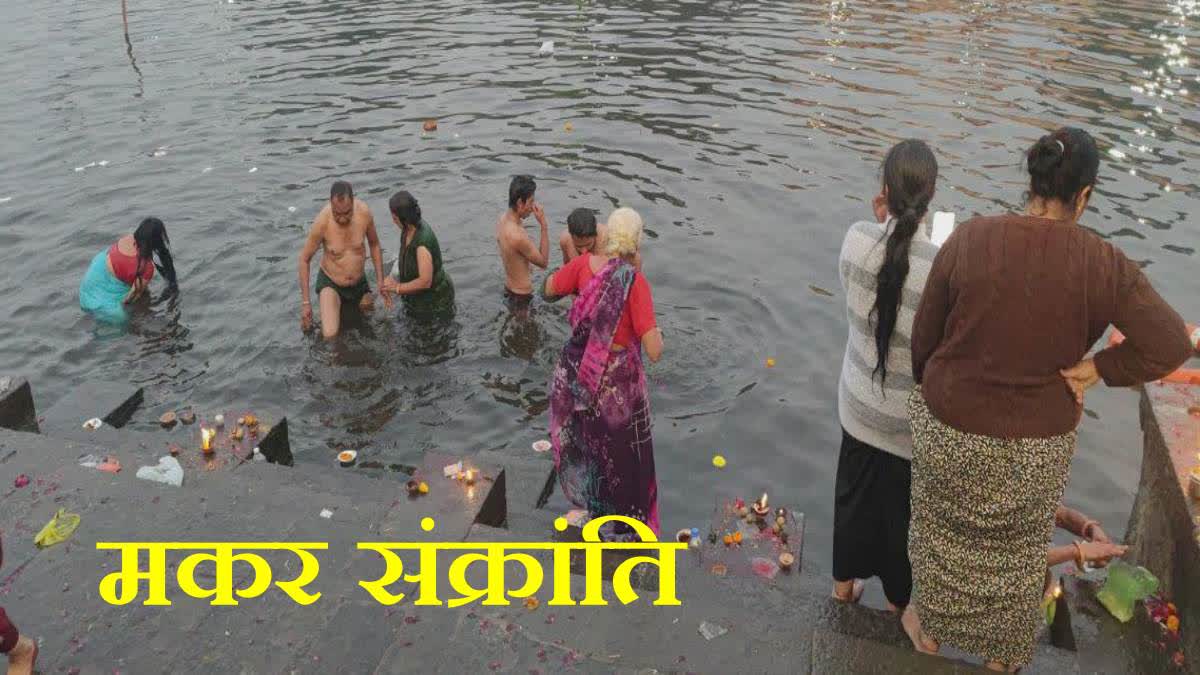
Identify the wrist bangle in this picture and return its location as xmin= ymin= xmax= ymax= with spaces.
xmin=1073 ymin=541 xmax=1086 ymax=568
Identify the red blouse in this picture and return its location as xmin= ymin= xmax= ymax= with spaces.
xmin=551 ymin=253 xmax=656 ymax=348
xmin=108 ymin=242 xmax=154 ymax=285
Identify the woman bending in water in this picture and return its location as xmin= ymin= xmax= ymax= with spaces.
xmin=79 ymin=217 xmax=177 ymax=323
xmin=544 ymin=207 xmax=664 ymax=538
xmin=381 ymin=191 xmax=455 ymax=316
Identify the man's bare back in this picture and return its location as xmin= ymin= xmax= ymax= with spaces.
xmin=496 ymin=205 xmax=549 ymax=296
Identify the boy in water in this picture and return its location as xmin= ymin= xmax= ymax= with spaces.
xmin=558 ymin=207 xmax=605 ymax=264
xmin=495 ymin=175 xmax=550 ymax=310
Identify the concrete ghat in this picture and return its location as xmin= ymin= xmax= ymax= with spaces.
xmin=3 ymin=376 xmax=1182 ymax=672
xmin=1124 ymin=382 xmax=1200 ymax=664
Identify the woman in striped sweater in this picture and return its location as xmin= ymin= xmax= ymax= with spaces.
xmin=833 ymin=140 xmax=939 ymax=614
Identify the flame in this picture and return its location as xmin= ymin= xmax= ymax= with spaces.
xmin=1053 ymin=585 xmax=1062 ymax=599
xmin=201 ymin=428 xmax=215 ymax=451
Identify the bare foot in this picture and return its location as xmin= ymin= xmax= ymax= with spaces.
xmin=901 ymin=605 xmax=939 ymax=655
xmin=832 ymin=579 xmax=865 ymax=603
xmin=7 ymin=635 xmax=37 ymax=675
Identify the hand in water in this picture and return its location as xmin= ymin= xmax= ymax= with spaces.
xmin=1060 ymin=358 xmax=1100 ymax=405
xmin=300 ymin=304 xmax=313 ymax=332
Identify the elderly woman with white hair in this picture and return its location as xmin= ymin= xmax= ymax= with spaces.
xmin=544 ymin=207 xmax=664 ymax=539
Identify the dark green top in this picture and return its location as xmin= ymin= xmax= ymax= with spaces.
xmin=392 ymin=220 xmax=454 ymax=315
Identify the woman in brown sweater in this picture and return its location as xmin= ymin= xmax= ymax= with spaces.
xmin=902 ymin=127 xmax=1193 ymax=670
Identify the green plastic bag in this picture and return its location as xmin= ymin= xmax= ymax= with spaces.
xmin=34 ymin=508 xmax=81 ymax=548
xmin=1096 ymin=560 xmax=1159 ymax=623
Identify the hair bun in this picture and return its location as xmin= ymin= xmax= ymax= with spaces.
xmin=1028 ymin=134 xmax=1066 ymax=176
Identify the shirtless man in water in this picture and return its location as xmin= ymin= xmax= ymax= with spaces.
xmin=557 ymin=207 xmax=640 ymax=268
xmin=496 ymin=175 xmax=550 ymax=308
xmin=298 ymin=180 xmax=388 ymax=338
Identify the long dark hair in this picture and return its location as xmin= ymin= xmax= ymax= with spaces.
xmin=133 ymin=217 xmax=177 ymax=288
xmin=1026 ymin=127 xmax=1099 ymax=211
xmin=870 ymin=140 xmax=938 ymax=385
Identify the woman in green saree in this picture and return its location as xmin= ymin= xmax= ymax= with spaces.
xmin=381 ymin=191 xmax=455 ymax=316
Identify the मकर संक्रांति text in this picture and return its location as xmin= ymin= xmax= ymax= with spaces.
xmin=95 ymin=515 xmax=684 ymax=609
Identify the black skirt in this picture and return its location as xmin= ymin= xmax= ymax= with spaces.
xmin=832 ymin=427 xmax=913 ymax=607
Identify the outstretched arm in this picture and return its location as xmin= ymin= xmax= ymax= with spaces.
xmin=364 ymin=208 xmax=386 ymax=291
xmin=298 ymin=216 xmax=324 ymax=330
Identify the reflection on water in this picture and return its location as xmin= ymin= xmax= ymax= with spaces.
xmin=1 ymin=0 xmax=1197 ymax=567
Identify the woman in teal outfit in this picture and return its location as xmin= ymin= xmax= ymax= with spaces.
xmin=381 ymin=191 xmax=455 ymax=316
xmin=79 ymin=217 xmax=178 ymax=323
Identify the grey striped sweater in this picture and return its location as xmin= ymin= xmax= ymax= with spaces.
xmin=837 ymin=220 xmax=939 ymax=460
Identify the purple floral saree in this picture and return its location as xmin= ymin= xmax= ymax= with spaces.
xmin=548 ymin=258 xmax=659 ymax=539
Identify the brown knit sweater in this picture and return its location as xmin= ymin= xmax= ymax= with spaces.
xmin=911 ymin=214 xmax=1192 ymax=439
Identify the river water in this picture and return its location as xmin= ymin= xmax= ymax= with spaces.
xmin=2 ymin=0 xmax=1197 ymax=574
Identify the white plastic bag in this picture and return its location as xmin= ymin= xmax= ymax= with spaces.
xmin=538 ymin=40 xmax=555 ymax=56
xmin=136 ymin=456 xmax=184 ymax=487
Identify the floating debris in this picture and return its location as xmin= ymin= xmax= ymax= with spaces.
xmin=0 ymin=197 xmax=12 ymax=204
xmin=319 ymin=508 xmax=333 ymax=519
xmin=524 ymin=597 xmax=540 ymax=610
xmin=538 ymin=40 xmax=555 ymax=57
xmin=532 ymin=439 xmax=551 ymax=453
xmin=288 ymin=206 xmax=297 ymax=213
xmin=338 ymin=449 xmax=357 ymax=467
xmin=152 ymin=147 xmax=168 ymax=158
xmin=248 ymin=167 xmax=258 ymax=173
xmin=698 ymin=621 xmax=727 ymax=641
xmin=202 ymin=167 xmax=213 ymax=173
xmin=766 ymin=358 xmax=776 ymax=368
xmin=13 ymin=474 xmax=30 ymax=488
xmin=214 ymin=414 xmax=225 ymax=428
xmin=179 ymin=409 xmax=196 ymax=425
xmin=808 ymin=284 xmax=835 ymax=297
xmin=423 ymin=119 xmax=438 ymax=132
xmin=443 ymin=460 xmax=463 ymax=478
xmin=82 ymin=418 xmax=103 ymax=431
xmin=564 ymin=121 xmax=574 ymax=132
xmin=159 ymin=411 xmax=178 ymax=428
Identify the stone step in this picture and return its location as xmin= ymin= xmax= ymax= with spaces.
xmin=37 ymin=380 xmax=144 ymax=433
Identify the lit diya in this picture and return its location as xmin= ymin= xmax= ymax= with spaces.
xmin=778 ymin=552 xmax=795 ymax=572
xmin=200 ymin=428 xmax=216 ymax=455
xmin=676 ymin=529 xmax=692 ymax=544
xmin=338 ymin=450 xmax=357 ymax=467
xmin=752 ymin=493 xmax=770 ymax=519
